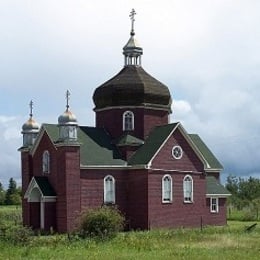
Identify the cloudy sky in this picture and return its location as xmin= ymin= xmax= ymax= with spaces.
xmin=1 ymin=0 xmax=260 ymax=187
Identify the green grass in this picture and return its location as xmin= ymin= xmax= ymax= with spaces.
xmin=0 ymin=206 xmax=259 ymax=259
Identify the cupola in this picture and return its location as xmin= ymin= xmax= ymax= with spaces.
xmin=22 ymin=100 xmax=40 ymax=147
xmin=93 ymin=9 xmax=172 ymax=113
xmin=58 ymin=90 xmax=78 ymax=141
xmin=123 ymin=9 xmax=143 ymax=66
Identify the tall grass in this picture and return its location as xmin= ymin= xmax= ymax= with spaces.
xmin=0 ymin=206 xmax=259 ymax=259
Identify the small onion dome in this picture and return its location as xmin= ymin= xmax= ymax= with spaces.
xmin=58 ymin=109 xmax=78 ymax=125
xmin=22 ymin=118 xmax=40 ymax=133
xmin=123 ymin=35 xmax=143 ymax=58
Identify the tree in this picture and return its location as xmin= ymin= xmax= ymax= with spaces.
xmin=4 ymin=178 xmax=21 ymax=205
xmin=0 ymin=182 xmax=5 ymax=205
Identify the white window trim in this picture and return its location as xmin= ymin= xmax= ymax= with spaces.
xmin=172 ymin=145 xmax=183 ymax=159
xmin=42 ymin=150 xmax=50 ymax=174
xmin=210 ymin=197 xmax=219 ymax=213
xmin=123 ymin=111 xmax=134 ymax=131
xmin=162 ymin=174 xmax=173 ymax=203
xmin=104 ymin=175 xmax=115 ymax=204
xmin=183 ymin=175 xmax=193 ymax=203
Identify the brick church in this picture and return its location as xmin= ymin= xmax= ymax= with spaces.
xmin=19 ymin=10 xmax=230 ymax=232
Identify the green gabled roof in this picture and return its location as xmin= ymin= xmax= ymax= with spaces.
xmin=42 ymin=124 xmax=125 ymax=166
xmin=189 ymin=134 xmax=223 ymax=170
xmin=42 ymin=123 xmax=59 ymax=141
xmin=113 ymin=133 xmax=144 ymax=146
xmin=78 ymin=126 xmax=125 ymax=166
xmin=128 ymin=123 xmax=179 ymax=165
xmin=34 ymin=176 xmax=56 ymax=196
xmin=206 ymin=176 xmax=231 ymax=196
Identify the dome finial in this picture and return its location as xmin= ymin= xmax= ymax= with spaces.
xmin=129 ymin=8 xmax=136 ymax=36
xmin=66 ymin=90 xmax=70 ymax=111
xmin=29 ymin=100 xmax=33 ymax=119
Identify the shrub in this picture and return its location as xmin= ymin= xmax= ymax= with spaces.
xmin=1 ymin=225 xmax=33 ymax=245
xmin=78 ymin=206 xmax=125 ymax=240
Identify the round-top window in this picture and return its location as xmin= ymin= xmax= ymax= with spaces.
xmin=172 ymin=145 xmax=183 ymax=159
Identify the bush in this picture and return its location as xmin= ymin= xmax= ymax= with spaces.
xmin=0 ymin=225 xmax=33 ymax=245
xmin=78 ymin=206 xmax=125 ymax=240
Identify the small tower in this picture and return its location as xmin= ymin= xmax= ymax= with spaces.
xmin=123 ymin=9 xmax=143 ymax=66
xmin=21 ymin=100 xmax=40 ymax=147
xmin=58 ymin=90 xmax=78 ymax=141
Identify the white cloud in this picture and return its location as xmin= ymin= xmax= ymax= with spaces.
xmin=1 ymin=0 xmax=260 ymax=185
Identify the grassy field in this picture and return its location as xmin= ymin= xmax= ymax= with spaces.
xmin=0 ymin=206 xmax=259 ymax=259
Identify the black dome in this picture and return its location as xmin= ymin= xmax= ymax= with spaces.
xmin=93 ymin=66 xmax=172 ymax=111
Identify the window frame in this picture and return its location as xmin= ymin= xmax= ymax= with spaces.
xmin=183 ymin=175 xmax=193 ymax=203
xmin=210 ymin=197 xmax=219 ymax=213
xmin=162 ymin=174 xmax=173 ymax=203
xmin=104 ymin=175 xmax=115 ymax=204
xmin=42 ymin=150 xmax=50 ymax=174
xmin=123 ymin=111 xmax=134 ymax=131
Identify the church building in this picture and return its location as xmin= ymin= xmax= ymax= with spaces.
xmin=19 ymin=10 xmax=230 ymax=232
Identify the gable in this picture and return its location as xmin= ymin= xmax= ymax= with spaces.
xmin=24 ymin=176 xmax=56 ymax=202
xmin=128 ymin=122 xmax=223 ymax=172
xmin=151 ymin=126 xmax=204 ymax=172
xmin=128 ymin=123 xmax=179 ymax=165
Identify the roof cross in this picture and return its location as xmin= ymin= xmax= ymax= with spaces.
xmin=29 ymin=100 xmax=33 ymax=118
xmin=129 ymin=9 xmax=136 ymax=36
xmin=66 ymin=90 xmax=70 ymax=111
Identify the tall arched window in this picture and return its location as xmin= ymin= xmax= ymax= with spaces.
xmin=183 ymin=175 xmax=193 ymax=203
xmin=162 ymin=175 xmax=172 ymax=203
xmin=123 ymin=111 xmax=134 ymax=131
xmin=104 ymin=175 xmax=115 ymax=204
xmin=42 ymin=150 xmax=50 ymax=174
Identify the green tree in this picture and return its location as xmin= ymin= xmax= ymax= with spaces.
xmin=0 ymin=182 xmax=5 ymax=205
xmin=4 ymin=178 xmax=21 ymax=205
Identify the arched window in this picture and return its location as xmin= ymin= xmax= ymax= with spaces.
xmin=183 ymin=175 xmax=193 ymax=203
xmin=42 ymin=150 xmax=50 ymax=174
xmin=104 ymin=175 xmax=115 ymax=204
xmin=123 ymin=111 xmax=134 ymax=131
xmin=162 ymin=175 xmax=172 ymax=203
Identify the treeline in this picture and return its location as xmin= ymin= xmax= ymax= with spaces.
xmin=225 ymin=175 xmax=260 ymax=220
xmin=0 ymin=178 xmax=21 ymax=205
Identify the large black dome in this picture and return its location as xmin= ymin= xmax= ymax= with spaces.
xmin=93 ymin=66 xmax=172 ymax=112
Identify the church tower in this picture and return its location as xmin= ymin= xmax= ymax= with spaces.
xmin=21 ymin=100 xmax=40 ymax=147
xmin=93 ymin=9 xmax=172 ymax=141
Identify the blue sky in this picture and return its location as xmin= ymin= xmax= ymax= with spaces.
xmin=1 ymin=0 xmax=260 ymax=187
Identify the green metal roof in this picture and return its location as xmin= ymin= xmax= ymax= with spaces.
xmin=113 ymin=133 xmax=144 ymax=147
xmin=128 ymin=123 xmax=179 ymax=165
xmin=206 ymin=176 xmax=231 ymax=196
xmin=34 ymin=176 xmax=56 ymax=196
xmin=189 ymin=134 xmax=223 ymax=170
xmin=78 ymin=126 xmax=125 ymax=166
xmin=42 ymin=124 xmax=125 ymax=166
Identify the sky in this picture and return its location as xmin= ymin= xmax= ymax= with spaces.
xmin=1 ymin=0 xmax=260 ymax=187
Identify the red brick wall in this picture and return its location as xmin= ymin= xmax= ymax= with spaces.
xmin=45 ymin=202 xmax=56 ymax=231
xmin=80 ymin=169 xmax=148 ymax=230
xmin=126 ymin=170 xmax=148 ymax=229
xmin=80 ymin=169 xmax=127 ymax=213
xmin=21 ymin=151 xmax=32 ymax=227
xmin=55 ymin=146 xmax=81 ymax=232
xmin=148 ymin=171 xmax=207 ymax=228
xmin=95 ymin=108 xmax=168 ymax=140
xmin=204 ymin=198 xmax=228 ymax=226
xmin=152 ymin=128 xmax=204 ymax=172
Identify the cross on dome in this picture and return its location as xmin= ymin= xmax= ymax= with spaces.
xmin=129 ymin=9 xmax=136 ymax=36
xmin=29 ymin=100 xmax=33 ymax=118
xmin=66 ymin=90 xmax=70 ymax=111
